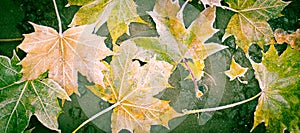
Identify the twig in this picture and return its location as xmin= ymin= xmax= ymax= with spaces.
xmin=52 ymin=0 xmax=62 ymax=36
xmin=217 ymin=5 xmax=239 ymax=13
xmin=203 ymin=71 xmax=216 ymax=86
xmin=0 ymin=38 xmax=23 ymax=42
xmin=72 ymin=102 xmax=120 ymax=133
xmin=183 ymin=92 xmax=261 ymax=114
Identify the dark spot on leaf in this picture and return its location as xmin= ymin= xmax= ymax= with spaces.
xmin=132 ymin=59 xmax=147 ymax=66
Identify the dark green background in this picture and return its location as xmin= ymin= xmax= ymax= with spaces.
xmin=0 ymin=0 xmax=299 ymax=132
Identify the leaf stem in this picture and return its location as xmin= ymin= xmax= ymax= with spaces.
xmin=203 ymin=71 xmax=216 ymax=86
xmin=0 ymin=38 xmax=23 ymax=42
xmin=72 ymin=102 xmax=120 ymax=133
xmin=5 ymin=81 xmax=28 ymax=132
xmin=183 ymin=59 xmax=202 ymax=98
xmin=218 ymin=5 xmax=239 ymax=13
xmin=52 ymin=0 xmax=62 ymax=36
xmin=183 ymin=92 xmax=261 ymax=114
xmin=237 ymin=77 xmax=248 ymax=84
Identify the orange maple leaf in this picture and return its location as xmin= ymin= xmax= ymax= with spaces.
xmin=18 ymin=22 xmax=113 ymax=95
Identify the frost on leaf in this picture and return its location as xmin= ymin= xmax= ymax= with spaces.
xmin=0 ymin=52 xmax=70 ymax=133
xmin=251 ymin=45 xmax=300 ymax=132
xmin=87 ymin=42 xmax=182 ymax=132
xmin=132 ymin=0 xmax=227 ymax=79
xmin=67 ymin=0 xmax=146 ymax=43
xmin=225 ymin=0 xmax=290 ymax=53
xmin=200 ymin=0 xmax=221 ymax=7
xmin=18 ymin=22 xmax=113 ymax=96
xmin=224 ymin=57 xmax=248 ymax=84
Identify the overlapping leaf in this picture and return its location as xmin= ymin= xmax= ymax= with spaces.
xmin=251 ymin=45 xmax=300 ymax=132
xmin=67 ymin=0 xmax=146 ymax=43
xmin=87 ymin=42 xmax=182 ymax=132
xmin=225 ymin=0 xmax=290 ymax=53
xmin=18 ymin=22 xmax=113 ymax=95
xmin=182 ymin=60 xmax=205 ymax=81
xmin=132 ymin=0 xmax=227 ymax=80
xmin=0 ymin=52 xmax=70 ymax=133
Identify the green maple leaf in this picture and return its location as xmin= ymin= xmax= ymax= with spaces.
xmin=0 ymin=52 xmax=70 ymax=133
xmin=67 ymin=0 xmax=146 ymax=43
xmin=132 ymin=0 xmax=227 ymax=79
xmin=225 ymin=0 xmax=290 ymax=53
xmin=251 ymin=45 xmax=300 ymax=132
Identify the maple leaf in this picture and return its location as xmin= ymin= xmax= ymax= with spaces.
xmin=87 ymin=42 xmax=182 ymax=132
xmin=224 ymin=0 xmax=290 ymax=53
xmin=18 ymin=22 xmax=113 ymax=96
xmin=0 ymin=52 xmax=70 ymax=133
xmin=224 ymin=57 xmax=248 ymax=84
xmin=132 ymin=0 xmax=227 ymax=79
xmin=67 ymin=0 xmax=146 ymax=43
xmin=251 ymin=45 xmax=300 ymax=132
xmin=129 ymin=0 xmax=227 ymax=99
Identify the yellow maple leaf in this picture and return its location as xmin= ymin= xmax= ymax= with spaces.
xmin=183 ymin=60 xmax=205 ymax=81
xmin=18 ymin=22 xmax=113 ymax=96
xmin=87 ymin=42 xmax=182 ymax=132
xmin=67 ymin=0 xmax=146 ymax=43
xmin=224 ymin=57 xmax=248 ymax=84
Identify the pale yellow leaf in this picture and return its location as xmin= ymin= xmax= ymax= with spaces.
xmin=68 ymin=0 xmax=146 ymax=43
xmin=224 ymin=57 xmax=248 ymax=81
xmin=88 ymin=41 xmax=182 ymax=132
xmin=18 ymin=22 xmax=113 ymax=96
xmin=182 ymin=60 xmax=205 ymax=81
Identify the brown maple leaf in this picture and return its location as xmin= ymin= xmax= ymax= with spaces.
xmin=18 ymin=22 xmax=113 ymax=95
xmin=274 ymin=28 xmax=300 ymax=50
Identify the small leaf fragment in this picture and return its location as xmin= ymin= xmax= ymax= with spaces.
xmin=224 ymin=57 xmax=248 ymax=82
xmin=182 ymin=60 xmax=205 ymax=81
xmin=274 ymin=28 xmax=300 ymax=50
